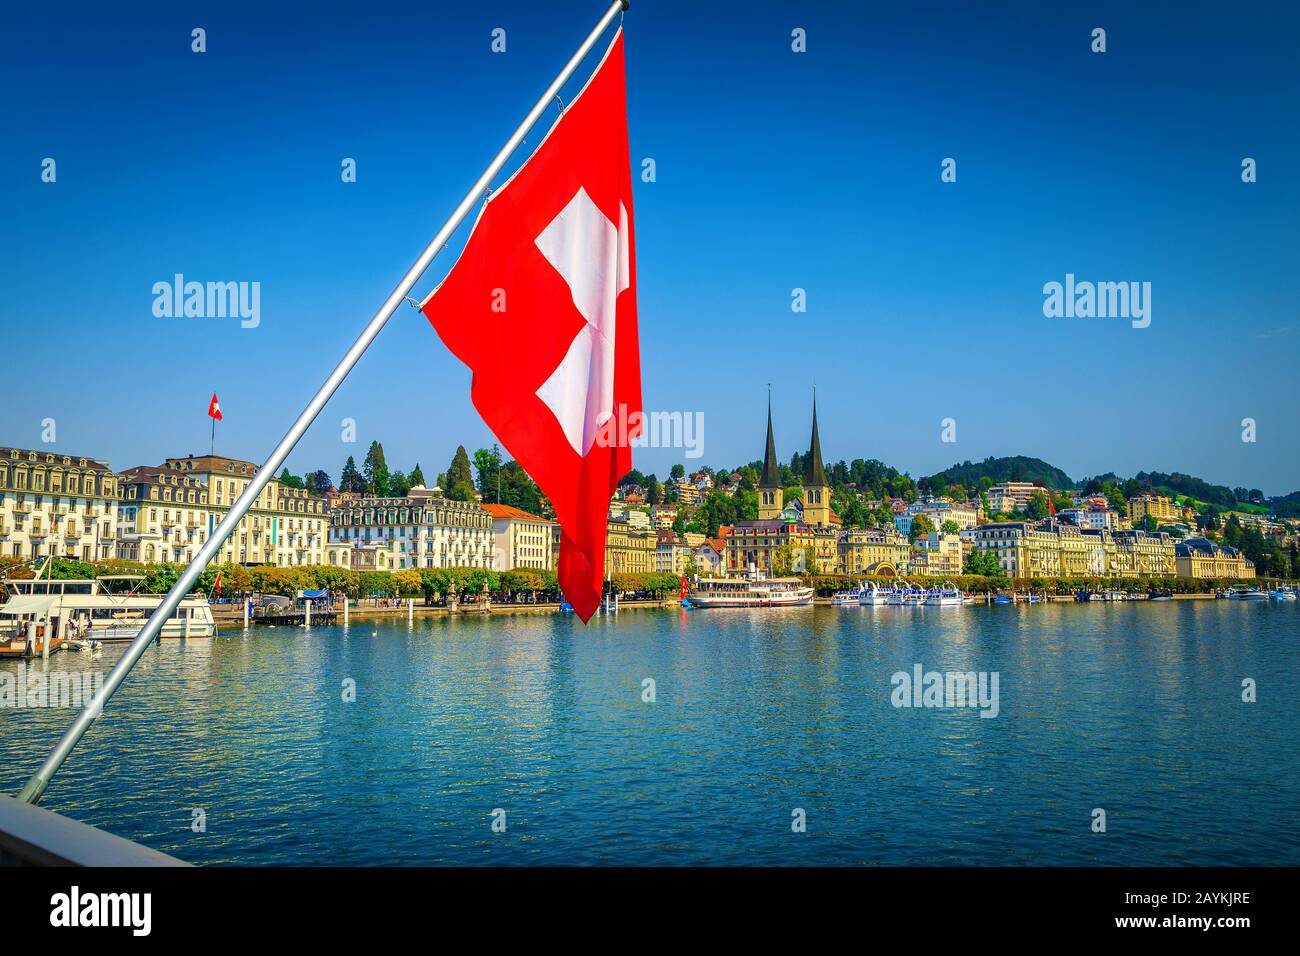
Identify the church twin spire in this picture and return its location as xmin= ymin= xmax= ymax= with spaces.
xmin=757 ymin=388 xmax=830 ymax=525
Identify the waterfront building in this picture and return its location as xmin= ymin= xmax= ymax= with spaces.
xmin=482 ymin=504 xmax=554 ymax=571
xmin=606 ymin=515 xmax=655 ymax=575
xmin=838 ymin=527 xmax=911 ymax=576
xmin=1175 ymin=537 xmax=1256 ymax=579
xmin=117 ymin=454 xmax=328 ymax=566
xmin=327 ymin=494 xmax=494 ymax=570
xmin=964 ymin=522 xmax=1067 ymax=577
xmin=0 ymin=447 xmax=119 ymax=562
xmin=911 ymin=531 xmax=964 ymax=576
xmin=964 ymin=519 xmax=1181 ymax=579
xmin=116 ymin=464 xmax=214 ymax=565
xmin=1112 ymin=529 xmax=1177 ymax=577
xmin=693 ymin=538 xmax=725 ymax=575
xmin=655 ymin=530 xmax=692 ymax=574
xmin=1128 ymin=494 xmax=1178 ymax=523
xmin=726 ymin=519 xmax=818 ymax=575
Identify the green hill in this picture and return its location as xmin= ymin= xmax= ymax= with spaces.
xmin=924 ymin=456 xmax=1074 ymax=491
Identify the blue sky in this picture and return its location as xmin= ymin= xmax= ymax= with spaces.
xmin=3 ymin=1 xmax=1297 ymax=493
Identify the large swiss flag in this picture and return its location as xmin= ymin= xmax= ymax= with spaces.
xmin=422 ymin=30 xmax=641 ymax=622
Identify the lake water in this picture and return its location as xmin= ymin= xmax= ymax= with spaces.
xmin=2 ymin=601 xmax=1296 ymax=865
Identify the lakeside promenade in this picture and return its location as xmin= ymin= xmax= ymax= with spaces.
xmin=210 ymin=591 xmax=1221 ymax=628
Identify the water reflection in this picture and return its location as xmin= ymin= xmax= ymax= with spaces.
xmin=0 ymin=601 xmax=1294 ymax=866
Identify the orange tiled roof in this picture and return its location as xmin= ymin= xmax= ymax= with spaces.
xmin=481 ymin=503 xmax=548 ymax=522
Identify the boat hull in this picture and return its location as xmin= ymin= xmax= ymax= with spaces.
xmin=688 ymin=592 xmax=814 ymax=608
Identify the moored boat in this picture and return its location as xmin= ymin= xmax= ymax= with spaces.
xmin=687 ymin=570 xmax=814 ymax=608
xmin=1226 ymin=586 xmax=1268 ymax=601
xmin=923 ymin=583 xmax=964 ymax=606
xmin=858 ymin=582 xmax=893 ymax=606
xmin=1 ymin=575 xmax=214 ymax=647
xmin=831 ymin=583 xmax=864 ymax=606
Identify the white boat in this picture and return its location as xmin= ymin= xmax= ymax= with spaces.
xmin=831 ymin=583 xmax=864 ymax=606
xmin=858 ymin=582 xmax=893 ymax=607
xmin=0 ymin=575 xmax=215 ymax=649
xmin=924 ymin=583 xmax=964 ymax=606
xmin=888 ymin=582 xmax=925 ymax=606
xmin=1269 ymin=587 xmax=1297 ymax=601
xmin=1226 ymin=586 xmax=1269 ymax=601
xmin=687 ymin=570 xmax=814 ymax=608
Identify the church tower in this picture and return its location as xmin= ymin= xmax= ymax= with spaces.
xmin=802 ymin=392 xmax=833 ymax=527
xmin=758 ymin=392 xmax=784 ymax=520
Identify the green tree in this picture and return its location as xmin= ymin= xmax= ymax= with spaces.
xmin=669 ymin=464 xmax=685 ymax=481
xmin=941 ymin=519 xmax=960 ymax=535
xmin=307 ymin=470 xmax=332 ymax=494
xmin=909 ymin=514 xmax=935 ymax=543
xmin=363 ymin=441 xmax=390 ymax=497
xmin=474 ymin=446 xmax=504 ymax=503
xmin=409 ymin=463 xmax=426 ymax=488
xmin=498 ymin=460 xmax=542 ymax=514
xmin=339 ymin=456 xmax=365 ymax=493
xmin=277 ymin=468 xmax=305 ymax=489
xmin=446 ymin=445 xmax=474 ymax=494
xmin=388 ymin=470 xmax=413 ymax=497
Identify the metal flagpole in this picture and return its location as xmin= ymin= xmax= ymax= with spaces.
xmin=17 ymin=0 xmax=631 ymax=805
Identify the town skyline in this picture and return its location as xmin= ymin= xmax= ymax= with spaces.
xmin=6 ymin=427 xmax=1295 ymax=503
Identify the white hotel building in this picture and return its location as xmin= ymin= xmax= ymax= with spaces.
xmin=482 ymin=504 xmax=554 ymax=571
xmin=0 ymin=448 xmax=120 ymax=562
xmin=114 ymin=455 xmax=328 ymax=566
xmin=327 ymin=492 xmax=495 ymax=571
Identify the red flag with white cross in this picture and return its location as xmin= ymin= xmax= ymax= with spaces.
xmin=207 ymin=393 xmax=223 ymax=421
xmin=421 ymin=30 xmax=641 ymax=622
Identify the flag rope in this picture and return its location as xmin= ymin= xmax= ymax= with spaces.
xmin=16 ymin=0 xmax=633 ymax=806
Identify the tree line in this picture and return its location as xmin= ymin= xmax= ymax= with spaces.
xmin=278 ymin=440 xmax=545 ymax=515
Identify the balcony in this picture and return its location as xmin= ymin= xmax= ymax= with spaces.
xmin=14 ymin=503 xmax=32 ymax=514
xmin=29 ymin=527 xmax=47 ymax=538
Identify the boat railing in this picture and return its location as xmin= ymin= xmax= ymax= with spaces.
xmin=0 ymin=794 xmax=188 ymax=867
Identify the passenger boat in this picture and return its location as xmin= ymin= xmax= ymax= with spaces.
xmin=831 ymin=583 xmax=864 ymax=606
xmin=923 ymin=583 xmax=964 ymax=606
xmin=687 ymin=570 xmax=814 ymax=608
xmin=1225 ymin=586 xmax=1269 ymax=601
xmin=886 ymin=582 xmax=925 ymax=606
xmin=0 ymin=575 xmax=215 ymax=649
xmin=858 ymin=582 xmax=893 ymax=606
